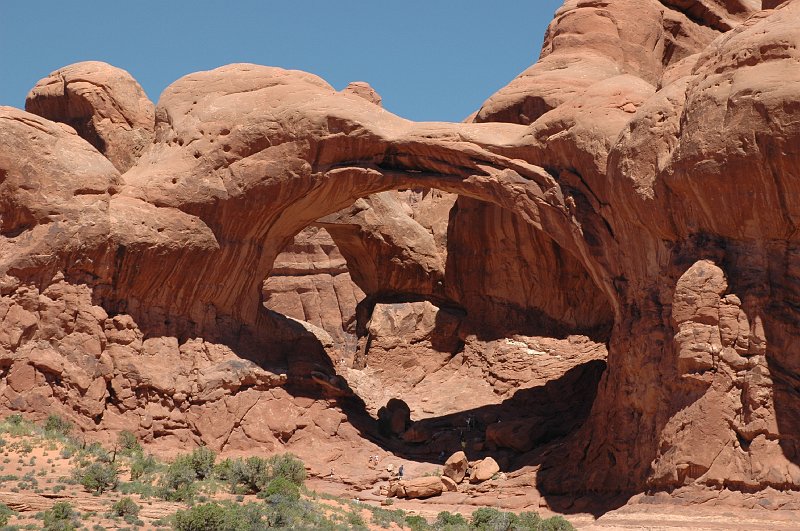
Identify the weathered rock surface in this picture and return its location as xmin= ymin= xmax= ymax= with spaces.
xmin=1 ymin=0 xmax=800 ymax=510
xmin=25 ymin=61 xmax=155 ymax=172
xmin=390 ymin=476 xmax=445 ymax=499
xmin=341 ymin=81 xmax=382 ymax=107
xmin=263 ymin=226 xmax=363 ymax=347
xmin=443 ymin=451 xmax=468 ymax=483
xmin=471 ymin=457 xmax=500 ymax=483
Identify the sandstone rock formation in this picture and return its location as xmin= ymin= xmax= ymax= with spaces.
xmin=341 ymin=81 xmax=383 ymax=107
xmin=25 ymin=61 xmax=155 ymax=173
xmin=471 ymin=457 xmax=500 ymax=483
xmin=444 ymin=451 xmax=469 ymax=483
xmin=1 ymin=0 xmax=799 ymax=512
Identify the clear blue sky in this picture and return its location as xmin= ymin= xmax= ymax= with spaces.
xmin=0 ymin=1 xmax=563 ymax=122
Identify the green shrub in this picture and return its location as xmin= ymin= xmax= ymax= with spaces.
xmin=75 ymin=462 xmax=118 ymax=494
xmin=188 ymin=446 xmax=216 ymax=480
xmin=117 ymin=432 xmax=142 ymax=455
xmin=43 ymin=415 xmax=72 ymax=437
xmin=347 ymin=509 xmax=366 ymax=528
xmin=471 ymin=507 xmax=519 ymax=530
xmin=174 ymin=502 xmax=226 ymax=531
xmin=516 ymin=512 xmax=543 ymax=529
xmin=368 ymin=506 xmax=407 ymax=528
xmin=157 ymin=457 xmax=197 ymax=502
xmin=263 ymin=497 xmax=334 ymax=529
xmin=5 ymin=414 xmax=23 ymax=426
xmin=0 ymin=502 xmax=13 ymax=526
xmin=228 ymin=453 xmax=305 ymax=495
xmin=110 ymin=497 xmax=139 ymax=518
xmin=406 ymin=514 xmax=433 ymax=530
xmin=129 ymin=453 xmax=158 ymax=480
xmin=268 ymin=453 xmax=306 ymax=485
xmin=43 ymin=501 xmax=78 ymax=530
xmin=258 ymin=476 xmax=299 ymax=501
xmin=212 ymin=458 xmax=233 ymax=481
xmin=434 ymin=510 xmax=469 ymax=530
xmin=173 ymin=502 xmax=266 ymax=531
xmin=227 ymin=456 xmax=270 ymax=494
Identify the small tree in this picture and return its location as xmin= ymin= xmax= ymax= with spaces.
xmin=110 ymin=497 xmax=140 ymax=518
xmin=76 ymin=462 xmax=118 ymax=494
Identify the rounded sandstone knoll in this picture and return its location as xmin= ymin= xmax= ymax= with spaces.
xmin=25 ymin=61 xmax=155 ymax=173
xmin=0 ymin=106 xmax=121 ymax=275
xmin=341 ymin=81 xmax=382 ymax=107
xmin=474 ymin=0 xmax=760 ymax=125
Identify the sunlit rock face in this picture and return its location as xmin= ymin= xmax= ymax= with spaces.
xmin=3 ymin=0 xmax=800 ymax=502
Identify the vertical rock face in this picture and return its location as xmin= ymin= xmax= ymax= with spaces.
xmin=446 ymin=197 xmax=613 ymax=337
xmin=25 ymin=61 xmax=155 ymax=173
xmin=263 ymin=227 xmax=364 ymax=348
xmin=2 ymin=0 xmax=800 ymax=505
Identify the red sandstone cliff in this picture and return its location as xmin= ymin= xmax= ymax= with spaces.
xmin=0 ymin=0 xmax=798 ymax=507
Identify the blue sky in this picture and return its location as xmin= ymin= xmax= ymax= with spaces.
xmin=0 ymin=1 xmax=563 ymax=122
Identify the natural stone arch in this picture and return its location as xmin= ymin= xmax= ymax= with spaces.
xmin=105 ymin=64 xmax=617 ymax=343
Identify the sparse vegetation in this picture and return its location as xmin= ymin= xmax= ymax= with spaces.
xmin=0 ymin=413 xmax=576 ymax=531
xmin=116 ymin=431 xmax=142 ymax=455
xmin=43 ymin=501 xmax=79 ymax=530
xmin=227 ymin=453 xmax=305 ymax=495
xmin=110 ymin=497 xmax=139 ymax=518
xmin=43 ymin=415 xmax=72 ymax=438
xmin=74 ymin=461 xmax=118 ymax=494
xmin=0 ymin=502 xmax=14 ymax=526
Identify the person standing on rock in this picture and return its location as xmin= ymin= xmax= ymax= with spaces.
xmin=398 ymin=464 xmax=404 ymax=478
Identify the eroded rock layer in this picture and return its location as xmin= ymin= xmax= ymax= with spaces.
xmin=3 ymin=0 xmax=800 ymax=506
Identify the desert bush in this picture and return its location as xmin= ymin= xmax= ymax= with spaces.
xmin=129 ymin=452 xmax=158 ymax=480
xmin=75 ymin=462 xmax=118 ymax=494
xmin=173 ymin=502 xmax=267 ymax=531
xmin=472 ymin=507 xmax=522 ymax=530
xmin=228 ymin=453 xmax=305 ymax=495
xmin=227 ymin=456 xmax=270 ymax=494
xmin=263 ymin=497 xmax=336 ymax=529
xmin=406 ymin=514 xmax=433 ymax=530
xmin=537 ymin=515 xmax=575 ymax=531
xmin=110 ymin=497 xmax=139 ymax=518
xmin=157 ymin=457 xmax=197 ymax=501
xmin=258 ymin=476 xmax=300 ymax=501
xmin=188 ymin=446 xmax=216 ymax=479
xmin=3 ymin=414 xmax=31 ymax=437
xmin=347 ymin=508 xmax=366 ymax=528
xmin=0 ymin=502 xmax=13 ymax=526
xmin=43 ymin=415 xmax=72 ymax=437
xmin=43 ymin=501 xmax=78 ymax=530
xmin=268 ymin=452 xmax=306 ymax=485
xmin=434 ymin=510 xmax=469 ymax=530
xmin=116 ymin=431 xmax=142 ymax=455
xmin=367 ymin=505 xmax=407 ymax=528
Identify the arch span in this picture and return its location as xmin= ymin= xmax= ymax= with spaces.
xmin=107 ymin=64 xmax=618 ymax=341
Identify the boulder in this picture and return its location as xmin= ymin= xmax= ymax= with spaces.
xmin=398 ymin=476 xmax=444 ymax=499
xmin=470 ymin=457 xmax=500 ymax=483
xmin=443 ymin=451 xmax=469 ymax=483
xmin=440 ymin=476 xmax=458 ymax=492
